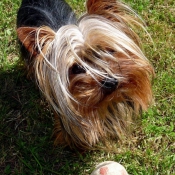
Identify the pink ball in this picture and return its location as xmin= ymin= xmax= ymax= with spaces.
xmin=90 ymin=161 xmax=128 ymax=175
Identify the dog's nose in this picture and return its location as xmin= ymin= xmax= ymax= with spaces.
xmin=101 ymin=77 xmax=118 ymax=94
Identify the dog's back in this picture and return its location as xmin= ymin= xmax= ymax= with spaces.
xmin=17 ymin=0 xmax=77 ymax=31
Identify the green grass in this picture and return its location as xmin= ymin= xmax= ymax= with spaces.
xmin=0 ymin=0 xmax=175 ymax=174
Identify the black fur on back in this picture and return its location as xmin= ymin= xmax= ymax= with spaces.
xmin=17 ymin=0 xmax=77 ymax=31
xmin=17 ymin=0 xmax=77 ymax=63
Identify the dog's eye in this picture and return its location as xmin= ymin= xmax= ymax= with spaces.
xmin=71 ymin=64 xmax=86 ymax=74
xmin=106 ymin=48 xmax=115 ymax=55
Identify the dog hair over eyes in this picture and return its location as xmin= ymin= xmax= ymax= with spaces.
xmin=17 ymin=0 xmax=154 ymax=150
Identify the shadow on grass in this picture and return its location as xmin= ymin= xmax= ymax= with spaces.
xmin=0 ymin=66 xmax=94 ymax=175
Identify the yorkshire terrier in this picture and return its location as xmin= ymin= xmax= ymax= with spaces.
xmin=17 ymin=0 xmax=154 ymax=150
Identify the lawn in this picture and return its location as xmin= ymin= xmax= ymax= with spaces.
xmin=0 ymin=0 xmax=175 ymax=174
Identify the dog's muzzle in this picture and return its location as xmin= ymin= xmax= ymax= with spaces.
xmin=101 ymin=77 xmax=118 ymax=94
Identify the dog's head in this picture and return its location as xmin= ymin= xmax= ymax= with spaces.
xmin=17 ymin=0 xmax=154 ymax=148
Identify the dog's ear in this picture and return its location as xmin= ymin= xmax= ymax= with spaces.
xmin=86 ymin=0 xmax=142 ymax=46
xmin=17 ymin=26 xmax=55 ymax=56
xmin=86 ymin=0 xmax=131 ymax=22
xmin=87 ymin=0 xmax=118 ymax=15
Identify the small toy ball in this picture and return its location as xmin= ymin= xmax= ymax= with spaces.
xmin=90 ymin=161 xmax=128 ymax=175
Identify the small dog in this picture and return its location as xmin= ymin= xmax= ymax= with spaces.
xmin=17 ymin=0 xmax=154 ymax=150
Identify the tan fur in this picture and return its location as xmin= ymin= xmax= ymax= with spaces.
xmin=17 ymin=0 xmax=154 ymax=150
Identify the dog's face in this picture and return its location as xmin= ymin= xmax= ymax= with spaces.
xmin=56 ymin=16 xmax=154 ymax=117
xmin=17 ymin=15 xmax=153 ymax=118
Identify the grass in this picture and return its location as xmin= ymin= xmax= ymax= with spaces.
xmin=0 ymin=0 xmax=175 ymax=174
